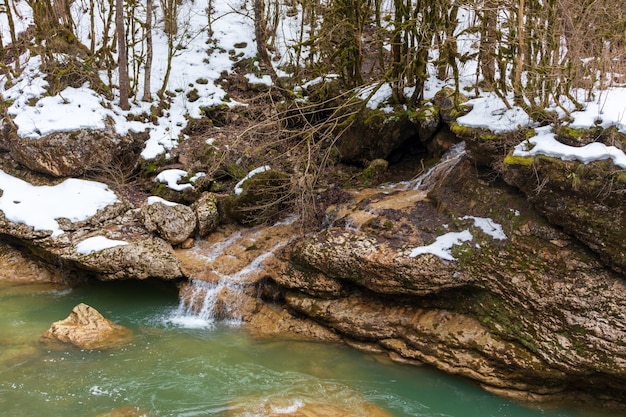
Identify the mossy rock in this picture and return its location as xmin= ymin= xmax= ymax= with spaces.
xmin=357 ymin=159 xmax=389 ymax=186
xmin=224 ymin=169 xmax=291 ymax=225
xmin=337 ymin=107 xmax=419 ymax=164
xmin=409 ymin=105 xmax=441 ymax=143
xmin=433 ymin=86 xmax=470 ymax=123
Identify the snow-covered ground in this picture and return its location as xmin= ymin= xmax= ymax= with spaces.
xmin=1 ymin=0 xmax=626 ymax=259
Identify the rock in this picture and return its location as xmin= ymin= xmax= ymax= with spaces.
xmin=272 ymin=159 xmax=626 ymax=408
xmin=6 ymin=123 xmax=145 ymax=177
xmin=0 ymin=241 xmax=79 ymax=284
xmin=192 ymin=192 xmax=219 ymax=236
xmin=432 ymin=86 xmax=470 ymax=124
xmin=73 ymin=236 xmax=184 ymax=280
xmin=502 ymin=153 xmax=626 ymax=275
xmin=336 ymin=107 xmax=419 ymax=164
xmin=410 ymin=105 xmax=440 ymax=143
xmin=357 ymin=159 xmax=388 ymax=186
xmin=224 ymin=169 xmax=291 ymax=225
xmin=41 ymin=303 xmax=133 ymax=349
xmin=94 ymin=406 xmax=154 ymax=417
xmin=141 ymin=200 xmax=197 ymax=245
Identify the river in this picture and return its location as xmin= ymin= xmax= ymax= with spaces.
xmin=0 ymin=279 xmax=617 ymax=417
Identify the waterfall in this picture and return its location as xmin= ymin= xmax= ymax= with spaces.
xmin=389 ymin=141 xmax=466 ymax=192
xmin=166 ymin=221 xmax=293 ymax=329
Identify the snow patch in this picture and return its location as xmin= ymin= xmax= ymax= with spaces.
xmin=76 ymin=236 xmax=128 ymax=255
xmin=155 ymin=169 xmax=193 ymax=191
xmin=409 ymin=230 xmax=473 ymax=261
xmin=461 ymin=216 xmax=507 ymax=240
xmin=234 ymin=166 xmax=271 ymax=195
xmin=0 ymin=170 xmax=119 ymax=237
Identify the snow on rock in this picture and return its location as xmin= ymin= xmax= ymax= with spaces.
xmin=409 ymin=230 xmax=473 ymax=261
xmin=147 ymin=196 xmax=180 ymax=207
xmin=234 ymin=166 xmax=271 ymax=195
xmin=155 ymin=169 xmax=193 ymax=191
xmin=461 ymin=216 xmax=507 ymax=240
xmin=513 ymin=126 xmax=626 ymax=169
xmin=0 ymin=169 xmax=119 ymax=237
xmin=75 ymin=236 xmax=129 ymax=255
xmin=455 ymin=93 xmax=532 ymax=133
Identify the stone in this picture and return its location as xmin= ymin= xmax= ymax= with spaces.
xmin=94 ymin=406 xmax=154 ymax=417
xmin=41 ymin=303 xmax=133 ymax=350
xmin=432 ymin=86 xmax=470 ymax=124
xmin=228 ymin=395 xmax=393 ymax=417
xmin=74 ymin=236 xmax=184 ymax=280
xmin=141 ymin=200 xmax=197 ymax=245
xmin=410 ymin=104 xmax=441 ymax=142
xmin=6 ymin=123 xmax=145 ymax=178
xmin=335 ymin=107 xmax=419 ymax=163
xmin=192 ymin=192 xmax=219 ymax=236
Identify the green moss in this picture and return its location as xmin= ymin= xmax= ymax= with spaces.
xmin=504 ymin=152 xmax=534 ymax=166
xmin=450 ymin=122 xmax=499 ymax=141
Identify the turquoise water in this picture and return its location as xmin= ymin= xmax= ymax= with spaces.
xmin=0 ymin=280 xmax=617 ymax=416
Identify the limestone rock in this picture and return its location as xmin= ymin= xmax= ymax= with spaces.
xmin=273 ymin=159 xmax=626 ymax=408
xmin=7 ymin=124 xmax=145 ymax=178
xmin=141 ymin=200 xmax=197 ymax=245
xmin=192 ymin=192 xmax=219 ymax=236
xmin=502 ymin=154 xmax=626 ymax=275
xmin=410 ymin=105 xmax=440 ymax=143
xmin=73 ymin=236 xmax=183 ymax=280
xmin=41 ymin=303 xmax=133 ymax=350
xmin=94 ymin=406 xmax=154 ymax=417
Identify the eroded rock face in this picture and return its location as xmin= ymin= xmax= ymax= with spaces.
xmin=503 ymin=155 xmax=626 ymax=275
xmin=41 ymin=303 xmax=133 ymax=349
xmin=269 ymin=159 xmax=626 ymax=408
xmin=7 ymin=124 xmax=145 ymax=178
xmin=141 ymin=200 xmax=197 ymax=245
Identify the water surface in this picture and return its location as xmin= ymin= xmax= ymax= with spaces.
xmin=0 ymin=280 xmax=616 ymax=417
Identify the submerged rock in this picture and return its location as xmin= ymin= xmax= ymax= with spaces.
xmin=228 ymin=395 xmax=393 ymax=417
xmin=41 ymin=303 xmax=133 ymax=350
xmin=94 ymin=406 xmax=154 ymax=417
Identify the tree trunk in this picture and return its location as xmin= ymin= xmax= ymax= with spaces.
xmin=513 ymin=0 xmax=525 ymax=105
xmin=116 ymin=0 xmax=130 ymax=110
xmin=142 ymin=0 xmax=153 ymax=102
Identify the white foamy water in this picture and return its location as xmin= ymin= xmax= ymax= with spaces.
xmin=389 ymin=141 xmax=466 ymax=192
xmin=167 ymin=228 xmax=288 ymax=329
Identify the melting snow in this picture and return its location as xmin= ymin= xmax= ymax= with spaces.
xmin=155 ymin=169 xmax=193 ymax=191
xmin=461 ymin=216 xmax=507 ymax=240
xmin=234 ymin=166 xmax=271 ymax=195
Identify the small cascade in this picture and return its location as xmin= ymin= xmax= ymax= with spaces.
xmin=391 ymin=141 xmax=466 ymax=192
xmin=167 ymin=218 xmax=297 ymax=329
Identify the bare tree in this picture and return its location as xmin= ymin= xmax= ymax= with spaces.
xmin=142 ymin=0 xmax=153 ymax=102
xmin=116 ymin=0 xmax=130 ymax=109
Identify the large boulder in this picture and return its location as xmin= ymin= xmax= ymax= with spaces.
xmin=41 ymin=303 xmax=133 ymax=349
xmin=269 ymin=159 xmax=626 ymax=408
xmin=0 ymin=172 xmax=184 ymax=281
xmin=140 ymin=198 xmax=197 ymax=245
xmin=6 ymin=123 xmax=146 ymax=177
